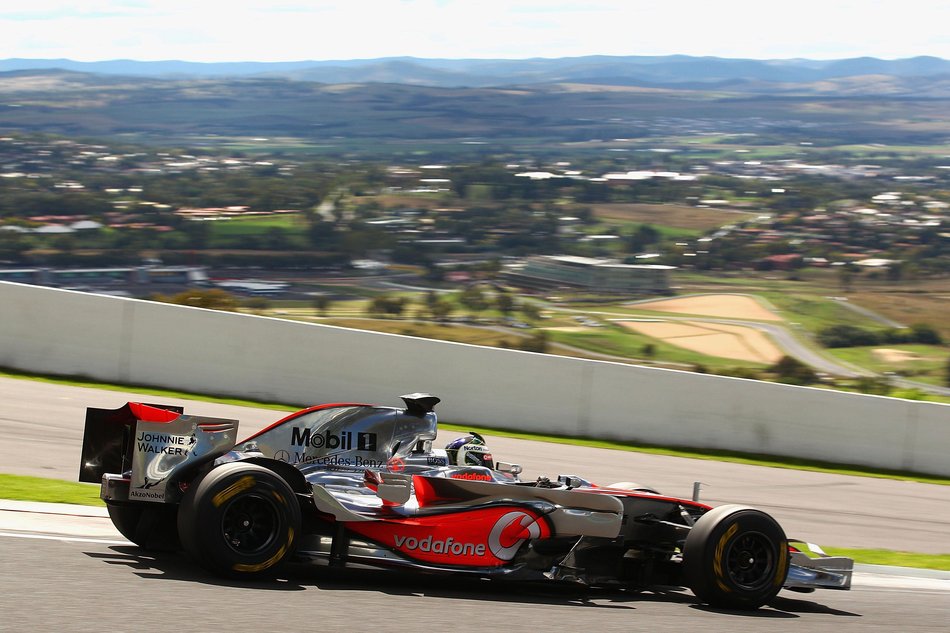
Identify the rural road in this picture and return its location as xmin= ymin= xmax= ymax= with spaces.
xmin=602 ymin=312 xmax=865 ymax=377
xmin=667 ymin=316 xmax=865 ymax=378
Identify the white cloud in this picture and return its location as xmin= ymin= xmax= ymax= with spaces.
xmin=0 ymin=0 xmax=948 ymax=61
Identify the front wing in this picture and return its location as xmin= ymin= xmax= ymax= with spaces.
xmin=786 ymin=541 xmax=853 ymax=590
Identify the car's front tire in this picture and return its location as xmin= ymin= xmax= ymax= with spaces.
xmin=177 ymin=462 xmax=301 ymax=577
xmin=682 ymin=504 xmax=789 ymax=610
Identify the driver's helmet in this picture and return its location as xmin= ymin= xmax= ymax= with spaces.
xmin=445 ymin=432 xmax=494 ymax=469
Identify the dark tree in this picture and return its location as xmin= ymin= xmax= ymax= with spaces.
xmin=770 ymin=356 xmax=817 ymax=385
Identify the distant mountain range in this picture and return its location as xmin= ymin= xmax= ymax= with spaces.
xmin=2 ymin=55 xmax=949 ymax=89
xmin=2 ymin=55 xmax=949 ymax=151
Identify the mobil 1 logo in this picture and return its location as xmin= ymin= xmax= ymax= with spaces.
xmin=291 ymin=427 xmax=377 ymax=452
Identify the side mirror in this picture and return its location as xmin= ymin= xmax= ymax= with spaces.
xmin=557 ymin=474 xmax=584 ymax=489
xmin=496 ymin=461 xmax=523 ymax=475
xmin=368 ymin=471 xmax=412 ymax=505
xmin=378 ymin=482 xmax=411 ymax=505
xmin=412 ymin=439 xmax=432 ymax=454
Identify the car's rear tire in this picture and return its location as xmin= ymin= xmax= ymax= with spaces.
xmin=107 ymin=502 xmax=141 ymax=543
xmin=682 ymin=504 xmax=789 ymax=610
xmin=106 ymin=502 xmax=179 ymax=550
xmin=177 ymin=462 xmax=300 ymax=577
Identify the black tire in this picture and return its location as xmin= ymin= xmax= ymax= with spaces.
xmin=682 ymin=504 xmax=790 ymax=610
xmin=106 ymin=502 xmax=179 ymax=550
xmin=177 ymin=462 xmax=301 ymax=577
xmin=107 ymin=502 xmax=142 ymax=543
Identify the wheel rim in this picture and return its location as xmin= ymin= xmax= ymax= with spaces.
xmin=221 ymin=494 xmax=280 ymax=555
xmin=724 ymin=531 xmax=775 ymax=590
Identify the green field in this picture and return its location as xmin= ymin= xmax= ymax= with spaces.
xmin=829 ymin=345 xmax=950 ymax=386
xmin=0 ymin=474 xmax=103 ymax=506
xmin=207 ymin=214 xmax=310 ymax=249
xmin=759 ymin=292 xmax=872 ymax=331
xmin=822 ymin=547 xmax=950 ymax=571
xmin=210 ymin=214 xmax=305 ymax=234
xmin=589 ymin=203 xmax=755 ymax=231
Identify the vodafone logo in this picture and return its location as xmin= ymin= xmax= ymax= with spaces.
xmin=351 ymin=505 xmax=550 ymax=568
xmin=487 ymin=511 xmax=543 ymax=561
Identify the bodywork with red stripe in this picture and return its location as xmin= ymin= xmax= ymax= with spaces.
xmin=79 ymin=394 xmax=852 ymax=596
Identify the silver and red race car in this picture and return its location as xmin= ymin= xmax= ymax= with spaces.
xmin=79 ymin=393 xmax=852 ymax=609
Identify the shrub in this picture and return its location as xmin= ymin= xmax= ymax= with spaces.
xmin=770 ymin=355 xmax=817 ymax=385
xmin=817 ymin=325 xmax=880 ymax=348
xmin=910 ymin=323 xmax=943 ymax=345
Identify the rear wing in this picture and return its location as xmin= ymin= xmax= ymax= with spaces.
xmin=79 ymin=402 xmax=239 ymax=503
xmin=79 ymin=402 xmax=185 ymax=483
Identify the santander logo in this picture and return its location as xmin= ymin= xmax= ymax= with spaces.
xmin=488 ymin=511 xmax=543 ymax=560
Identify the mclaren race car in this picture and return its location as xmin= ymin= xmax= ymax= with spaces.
xmin=78 ymin=393 xmax=852 ymax=610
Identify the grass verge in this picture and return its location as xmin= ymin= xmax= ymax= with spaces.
xmin=0 ymin=474 xmax=103 ymax=506
xmin=823 ymin=547 xmax=950 ymax=572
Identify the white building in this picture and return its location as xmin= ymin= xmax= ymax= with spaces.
xmin=507 ymin=255 xmax=674 ymax=295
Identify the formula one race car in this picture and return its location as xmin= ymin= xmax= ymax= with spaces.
xmin=79 ymin=394 xmax=852 ymax=610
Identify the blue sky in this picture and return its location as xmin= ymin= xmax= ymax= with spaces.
xmin=2 ymin=1 xmax=948 ymax=62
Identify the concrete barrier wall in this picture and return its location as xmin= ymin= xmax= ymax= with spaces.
xmin=2 ymin=281 xmax=948 ymax=475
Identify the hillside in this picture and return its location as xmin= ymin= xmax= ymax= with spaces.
xmin=2 ymin=54 xmax=949 ymax=91
xmin=2 ymin=69 xmax=949 ymax=154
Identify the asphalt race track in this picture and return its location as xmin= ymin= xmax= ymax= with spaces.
xmin=2 ymin=519 xmax=949 ymax=633
xmin=2 ymin=376 xmax=950 ymax=631
xmin=4 ymin=376 xmax=950 ymax=552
